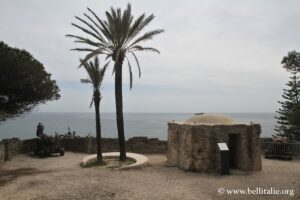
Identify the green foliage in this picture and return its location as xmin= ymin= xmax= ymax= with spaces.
xmin=0 ymin=41 xmax=60 ymax=121
xmin=80 ymin=56 xmax=108 ymax=107
xmin=80 ymin=56 xmax=108 ymax=163
xmin=281 ymin=51 xmax=300 ymax=73
xmin=67 ymin=4 xmax=164 ymax=161
xmin=275 ymin=51 xmax=300 ymax=141
xmin=67 ymin=3 xmax=164 ymax=89
xmin=81 ymin=160 xmax=107 ymax=168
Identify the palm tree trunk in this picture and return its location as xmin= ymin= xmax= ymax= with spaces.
xmin=115 ymin=59 xmax=126 ymax=161
xmin=94 ymin=90 xmax=103 ymax=163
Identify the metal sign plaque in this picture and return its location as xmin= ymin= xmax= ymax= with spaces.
xmin=218 ymin=143 xmax=229 ymax=151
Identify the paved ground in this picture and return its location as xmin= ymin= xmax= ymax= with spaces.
xmin=0 ymin=153 xmax=299 ymax=200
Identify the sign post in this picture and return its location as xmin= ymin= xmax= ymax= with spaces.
xmin=218 ymin=143 xmax=229 ymax=175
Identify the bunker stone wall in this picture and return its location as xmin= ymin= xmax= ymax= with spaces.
xmin=167 ymin=123 xmax=262 ymax=173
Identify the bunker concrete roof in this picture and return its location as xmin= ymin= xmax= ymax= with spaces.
xmin=180 ymin=114 xmax=236 ymax=125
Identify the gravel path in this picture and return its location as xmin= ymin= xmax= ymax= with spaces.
xmin=0 ymin=153 xmax=299 ymax=200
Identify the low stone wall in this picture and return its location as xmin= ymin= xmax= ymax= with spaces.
xmin=0 ymin=137 xmax=167 ymax=162
xmin=58 ymin=137 xmax=167 ymax=154
xmin=2 ymin=138 xmax=22 ymax=161
xmin=20 ymin=139 xmax=37 ymax=154
xmin=0 ymin=142 xmax=5 ymax=165
xmin=127 ymin=137 xmax=167 ymax=154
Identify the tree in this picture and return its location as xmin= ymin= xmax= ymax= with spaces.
xmin=0 ymin=41 xmax=60 ymax=121
xmin=81 ymin=56 xmax=108 ymax=163
xmin=67 ymin=4 xmax=164 ymax=160
xmin=281 ymin=51 xmax=300 ymax=73
xmin=275 ymin=51 xmax=300 ymax=141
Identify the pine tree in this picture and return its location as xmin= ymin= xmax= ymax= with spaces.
xmin=275 ymin=51 xmax=300 ymax=141
xmin=0 ymin=41 xmax=60 ymax=121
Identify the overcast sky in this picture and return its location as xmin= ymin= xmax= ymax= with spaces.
xmin=1 ymin=0 xmax=299 ymax=113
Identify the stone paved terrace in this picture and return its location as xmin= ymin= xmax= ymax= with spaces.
xmin=0 ymin=153 xmax=299 ymax=200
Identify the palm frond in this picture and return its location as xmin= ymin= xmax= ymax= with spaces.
xmin=83 ymin=13 xmax=102 ymax=34
xmin=68 ymin=4 xmax=164 ymax=90
xmin=129 ymin=29 xmax=164 ymax=48
xmin=125 ymin=14 xmax=154 ymax=46
xmin=89 ymin=97 xmax=94 ymax=108
xmin=101 ymin=61 xmax=110 ymax=78
xmin=71 ymin=22 xmax=102 ymax=42
xmin=79 ymin=49 xmax=104 ymax=68
xmin=125 ymin=14 xmax=145 ymax=42
xmin=130 ymin=51 xmax=141 ymax=77
xmin=125 ymin=56 xmax=133 ymax=89
xmin=71 ymin=48 xmax=95 ymax=52
xmin=87 ymin=7 xmax=115 ymax=46
xmin=66 ymin=34 xmax=102 ymax=48
xmin=105 ymin=54 xmax=111 ymax=60
xmin=74 ymin=16 xmax=104 ymax=42
xmin=80 ymin=56 xmax=108 ymax=90
xmin=129 ymin=45 xmax=160 ymax=54
xmin=81 ymin=79 xmax=92 ymax=84
xmin=112 ymin=65 xmax=116 ymax=75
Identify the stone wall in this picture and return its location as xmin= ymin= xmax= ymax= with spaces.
xmin=0 ymin=136 xmax=167 ymax=163
xmin=127 ymin=137 xmax=167 ymax=154
xmin=0 ymin=142 xmax=5 ymax=165
xmin=167 ymin=122 xmax=262 ymax=173
xmin=56 ymin=137 xmax=167 ymax=154
xmin=2 ymin=138 xmax=22 ymax=161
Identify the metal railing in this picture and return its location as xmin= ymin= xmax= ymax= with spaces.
xmin=261 ymin=142 xmax=300 ymax=159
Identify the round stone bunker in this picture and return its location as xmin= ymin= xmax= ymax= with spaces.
xmin=182 ymin=114 xmax=236 ymax=125
xmin=167 ymin=114 xmax=262 ymax=173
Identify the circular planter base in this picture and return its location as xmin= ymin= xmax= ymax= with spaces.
xmin=82 ymin=152 xmax=149 ymax=169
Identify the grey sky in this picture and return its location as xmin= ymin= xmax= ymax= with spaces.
xmin=1 ymin=0 xmax=299 ymax=113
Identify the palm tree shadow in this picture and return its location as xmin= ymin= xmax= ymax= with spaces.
xmin=0 ymin=168 xmax=53 ymax=187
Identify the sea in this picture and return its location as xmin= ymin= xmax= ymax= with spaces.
xmin=0 ymin=113 xmax=277 ymax=141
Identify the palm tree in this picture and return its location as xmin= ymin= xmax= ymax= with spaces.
xmin=80 ymin=56 xmax=108 ymax=163
xmin=67 ymin=4 xmax=164 ymax=161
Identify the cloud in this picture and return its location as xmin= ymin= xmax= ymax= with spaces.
xmin=0 ymin=0 xmax=299 ymax=112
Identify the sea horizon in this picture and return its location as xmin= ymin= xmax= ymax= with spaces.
xmin=0 ymin=112 xmax=277 ymax=141
xmin=30 ymin=111 xmax=277 ymax=115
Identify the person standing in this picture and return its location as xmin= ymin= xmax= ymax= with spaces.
xmin=36 ymin=122 xmax=44 ymax=138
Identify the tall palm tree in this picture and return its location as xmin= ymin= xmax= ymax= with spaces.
xmin=67 ymin=4 xmax=164 ymax=161
xmin=80 ymin=56 xmax=108 ymax=163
